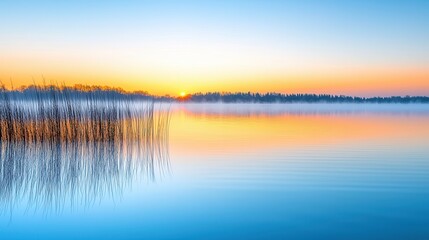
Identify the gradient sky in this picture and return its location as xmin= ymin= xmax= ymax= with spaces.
xmin=0 ymin=0 xmax=428 ymax=96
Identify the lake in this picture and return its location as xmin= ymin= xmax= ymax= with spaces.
xmin=1 ymin=103 xmax=429 ymax=239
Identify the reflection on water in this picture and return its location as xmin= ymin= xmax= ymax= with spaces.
xmin=1 ymin=103 xmax=429 ymax=239
xmin=170 ymin=104 xmax=429 ymax=156
xmin=0 ymin=141 xmax=169 ymax=214
xmin=0 ymin=100 xmax=171 ymax=214
xmin=165 ymin=104 xmax=429 ymax=239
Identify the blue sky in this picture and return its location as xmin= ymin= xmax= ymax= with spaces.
xmin=0 ymin=0 xmax=428 ymax=95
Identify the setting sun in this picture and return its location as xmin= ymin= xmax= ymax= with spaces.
xmin=180 ymin=92 xmax=187 ymax=97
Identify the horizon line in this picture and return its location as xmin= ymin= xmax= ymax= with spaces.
xmin=2 ymin=83 xmax=429 ymax=99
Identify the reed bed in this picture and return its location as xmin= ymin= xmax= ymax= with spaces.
xmin=0 ymin=85 xmax=169 ymax=144
xmin=0 ymin=85 xmax=171 ymax=213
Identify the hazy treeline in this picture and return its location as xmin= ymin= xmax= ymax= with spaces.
xmin=3 ymin=85 xmax=429 ymax=103
xmin=183 ymin=92 xmax=429 ymax=103
xmin=4 ymin=84 xmax=172 ymax=101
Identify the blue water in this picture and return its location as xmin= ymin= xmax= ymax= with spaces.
xmin=1 ymin=104 xmax=429 ymax=239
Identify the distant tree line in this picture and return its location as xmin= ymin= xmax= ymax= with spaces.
xmin=181 ymin=92 xmax=429 ymax=103
xmin=2 ymin=85 xmax=429 ymax=103
xmin=2 ymin=84 xmax=172 ymax=101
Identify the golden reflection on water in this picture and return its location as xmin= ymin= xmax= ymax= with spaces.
xmin=169 ymin=105 xmax=429 ymax=156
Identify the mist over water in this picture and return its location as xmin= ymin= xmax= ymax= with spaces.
xmin=174 ymin=103 xmax=429 ymax=116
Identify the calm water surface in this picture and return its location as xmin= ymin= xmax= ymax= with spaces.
xmin=1 ymin=103 xmax=429 ymax=239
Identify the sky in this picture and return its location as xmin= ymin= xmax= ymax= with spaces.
xmin=0 ymin=0 xmax=428 ymax=96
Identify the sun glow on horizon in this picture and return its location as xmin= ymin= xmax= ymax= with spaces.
xmin=0 ymin=1 xmax=428 ymax=96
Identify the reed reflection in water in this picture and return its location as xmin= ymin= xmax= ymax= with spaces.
xmin=0 ymin=95 xmax=171 ymax=214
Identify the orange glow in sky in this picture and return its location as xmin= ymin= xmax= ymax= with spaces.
xmin=0 ymin=1 xmax=428 ymax=96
